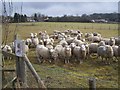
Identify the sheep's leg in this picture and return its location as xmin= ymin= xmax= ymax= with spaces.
xmin=80 ymin=59 xmax=83 ymax=64
xmin=49 ymin=59 xmax=52 ymax=63
xmin=105 ymin=58 xmax=108 ymax=65
xmin=64 ymin=59 xmax=67 ymax=64
xmin=67 ymin=58 xmax=70 ymax=63
xmin=36 ymin=51 xmax=42 ymax=63
xmin=102 ymin=57 xmax=104 ymax=63
xmin=64 ymin=58 xmax=68 ymax=64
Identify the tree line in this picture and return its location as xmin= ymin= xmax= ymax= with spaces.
xmin=2 ymin=12 xmax=120 ymax=23
xmin=48 ymin=13 xmax=120 ymax=23
xmin=13 ymin=13 xmax=27 ymax=23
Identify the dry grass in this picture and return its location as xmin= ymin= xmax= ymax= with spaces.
xmin=2 ymin=22 xmax=119 ymax=88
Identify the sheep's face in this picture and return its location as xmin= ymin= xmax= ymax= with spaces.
xmin=81 ymin=45 xmax=86 ymax=51
xmin=6 ymin=46 xmax=12 ymax=52
xmin=70 ymin=43 xmax=76 ymax=48
xmin=65 ymin=47 xmax=71 ymax=56
xmin=49 ymin=49 xmax=58 ymax=58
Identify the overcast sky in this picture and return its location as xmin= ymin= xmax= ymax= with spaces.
xmin=0 ymin=0 xmax=120 ymax=16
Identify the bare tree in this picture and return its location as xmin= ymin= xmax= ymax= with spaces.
xmin=2 ymin=0 xmax=13 ymax=45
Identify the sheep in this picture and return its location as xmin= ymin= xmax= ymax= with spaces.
xmin=31 ymin=37 xmax=39 ymax=47
xmin=98 ymin=41 xmax=105 ymax=46
xmin=73 ymin=44 xmax=86 ymax=64
xmin=34 ymin=33 xmax=37 ymax=38
xmin=93 ymin=32 xmax=101 ymax=37
xmin=59 ymin=38 xmax=68 ymax=47
xmin=102 ymin=37 xmax=115 ymax=46
xmin=70 ymin=43 xmax=76 ymax=56
xmin=84 ymin=44 xmax=89 ymax=59
xmin=54 ymin=45 xmax=63 ymax=57
xmin=70 ymin=30 xmax=80 ymax=36
xmin=88 ymin=43 xmax=98 ymax=54
xmin=43 ymin=38 xmax=53 ymax=46
xmin=88 ymin=41 xmax=106 ymax=56
xmin=57 ymin=33 xmax=67 ymax=40
xmin=65 ymin=35 xmax=74 ymax=45
xmin=53 ymin=30 xmax=61 ymax=34
xmin=2 ymin=45 xmax=12 ymax=60
xmin=39 ymin=32 xmax=49 ymax=40
xmin=85 ymin=33 xmax=93 ymax=39
xmin=25 ymin=38 xmax=32 ymax=48
xmin=62 ymin=29 xmax=70 ymax=35
xmin=115 ymin=37 xmax=120 ymax=45
xmin=36 ymin=45 xmax=57 ymax=63
xmin=97 ymin=45 xmax=114 ymax=64
xmin=55 ymin=45 xmax=71 ymax=64
xmin=30 ymin=33 xmax=34 ymax=38
xmin=92 ymin=36 xmax=101 ymax=43
xmin=24 ymin=44 xmax=29 ymax=54
xmin=8 ymin=42 xmax=15 ymax=53
xmin=109 ymin=37 xmax=115 ymax=46
xmin=112 ymin=45 xmax=118 ymax=56
xmin=85 ymin=33 xmax=101 ymax=42
xmin=112 ymin=45 xmax=120 ymax=61
xmin=77 ymin=34 xmax=82 ymax=40
xmin=118 ymin=45 xmax=120 ymax=57
xmin=46 ymin=44 xmax=54 ymax=50
xmin=72 ymin=37 xmax=85 ymax=46
xmin=61 ymin=46 xmax=72 ymax=64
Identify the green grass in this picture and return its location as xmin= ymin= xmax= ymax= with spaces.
xmin=2 ymin=22 xmax=119 ymax=88
xmin=3 ymin=22 xmax=118 ymax=43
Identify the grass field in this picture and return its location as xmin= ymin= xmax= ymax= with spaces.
xmin=2 ymin=22 xmax=119 ymax=88
xmin=2 ymin=22 xmax=118 ymax=43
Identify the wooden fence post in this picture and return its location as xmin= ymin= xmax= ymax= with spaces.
xmin=89 ymin=78 xmax=96 ymax=90
xmin=14 ymin=34 xmax=26 ymax=87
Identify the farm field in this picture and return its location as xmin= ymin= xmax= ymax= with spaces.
xmin=2 ymin=22 xmax=119 ymax=88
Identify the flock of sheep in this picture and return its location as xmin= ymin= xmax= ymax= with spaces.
xmin=1 ymin=29 xmax=120 ymax=64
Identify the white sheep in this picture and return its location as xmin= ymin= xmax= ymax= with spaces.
xmin=36 ymin=45 xmax=57 ymax=63
xmin=30 ymin=33 xmax=34 ymax=38
xmin=59 ymin=38 xmax=68 ymax=47
xmin=43 ymin=38 xmax=54 ymax=46
xmin=97 ymin=45 xmax=114 ymax=64
xmin=65 ymin=35 xmax=74 ymax=45
xmin=112 ymin=45 xmax=120 ymax=61
xmin=73 ymin=44 xmax=86 ymax=64
xmin=92 ymin=36 xmax=101 ymax=43
xmin=55 ymin=45 xmax=71 ymax=64
xmin=88 ymin=43 xmax=98 ymax=54
xmin=115 ymin=37 xmax=120 ymax=45
xmin=102 ymin=37 xmax=115 ymax=46
xmin=2 ymin=45 xmax=12 ymax=60
xmin=31 ymin=37 xmax=39 ymax=47
xmin=109 ymin=37 xmax=115 ymax=46
xmin=25 ymin=38 xmax=32 ymax=47
xmin=72 ymin=37 xmax=85 ymax=46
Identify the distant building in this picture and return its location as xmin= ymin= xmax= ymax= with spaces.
xmin=91 ymin=19 xmax=108 ymax=23
xmin=27 ymin=17 xmax=35 ymax=22
xmin=44 ymin=17 xmax=49 ymax=22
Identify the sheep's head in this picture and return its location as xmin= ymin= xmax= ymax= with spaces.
xmin=80 ymin=45 xmax=86 ymax=51
xmin=49 ymin=49 xmax=58 ymax=59
xmin=65 ymin=46 xmax=71 ymax=56
xmin=70 ymin=43 xmax=76 ymax=48
xmin=99 ymin=41 xmax=105 ymax=46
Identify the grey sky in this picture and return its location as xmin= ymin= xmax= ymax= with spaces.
xmin=0 ymin=1 xmax=119 ymax=16
xmin=12 ymin=2 xmax=118 ymax=16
